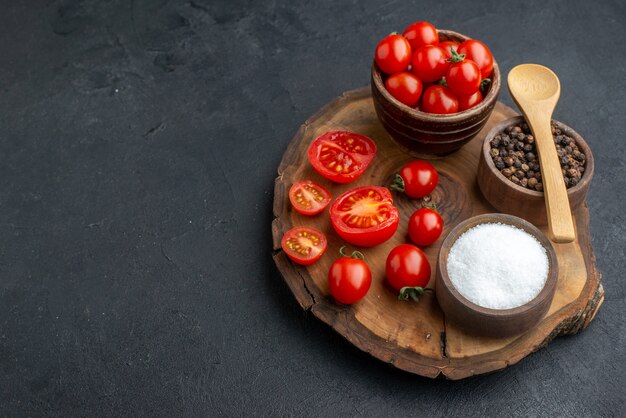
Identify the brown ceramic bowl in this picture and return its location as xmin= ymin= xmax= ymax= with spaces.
xmin=371 ymin=29 xmax=501 ymax=158
xmin=477 ymin=116 xmax=594 ymax=226
xmin=436 ymin=213 xmax=558 ymax=338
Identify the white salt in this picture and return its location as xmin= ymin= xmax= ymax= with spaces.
xmin=446 ymin=223 xmax=549 ymax=309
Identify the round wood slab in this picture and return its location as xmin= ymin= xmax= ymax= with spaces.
xmin=271 ymin=87 xmax=604 ymax=379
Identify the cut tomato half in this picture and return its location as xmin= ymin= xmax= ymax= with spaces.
xmin=330 ymin=186 xmax=399 ymax=247
xmin=281 ymin=227 xmax=327 ymax=265
xmin=307 ymin=131 xmax=376 ymax=184
xmin=289 ymin=180 xmax=331 ymax=215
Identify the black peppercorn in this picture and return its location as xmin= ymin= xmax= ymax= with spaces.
xmin=489 ymin=122 xmax=585 ymax=191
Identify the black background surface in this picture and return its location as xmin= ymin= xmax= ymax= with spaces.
xmin=1 ymin=0 xmax=624 ymax=416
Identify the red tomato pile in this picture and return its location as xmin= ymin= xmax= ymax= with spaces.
xmin=374 ymin=21 xmax=494 ymax=114
xmin=281 ymin=128 xmax=448 ymax=305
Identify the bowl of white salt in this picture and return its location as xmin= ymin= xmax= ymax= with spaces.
xmin=435 ymin=213 xmax=558 ymax=338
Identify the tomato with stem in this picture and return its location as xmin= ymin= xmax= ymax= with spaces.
xmin=457 ymin=39 xmax=494 ymax=79
xmin=328 ymin=246 xmax=372 ymax=304
xmin=439 ymin=41 xmax=459 ymax=60
xmin=446 ymin=48 xmax=481 ymax=97
xmin=385 ymin=72 xmax=423 ymax=107
xmin=307 ymin=131 xmax=376 ymax=184
xmin=281 ymin=227 xmax=327 ymax=265
xmin=390 ymin=160 xmax=439 ymax=198
xmin=330 ymin=186 xmax=399 ymax=247
xmin=385 ymin=244 xmax=432 ymax=301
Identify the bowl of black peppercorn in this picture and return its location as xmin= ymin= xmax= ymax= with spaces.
xmin=477 ymin=116 xmax=594 ymax=225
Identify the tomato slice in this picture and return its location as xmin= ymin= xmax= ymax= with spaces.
xmin=289 ymin=180 xmax=331 ymax=215
xmin=281 ymin=227 xmax=327 ymax=265
xmin=330 ymin=186 xmax=399 ymax=247
xmin=307 ymin=131 xmax=376 ymax=184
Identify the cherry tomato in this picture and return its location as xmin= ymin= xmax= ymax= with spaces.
xmin=446 ymin=59 xmax=481 ymax=97
xmin=457 ymin=90 xmax=483 ymax=111
xmin=421 ymin=85 xmax=459 ymax=114
xmin=281 ymin=227 xmax=327 ymax=265
xmin=328 ymin=249 xmax=372 ymax=304
xmin=408 ymin=207 xmax=443 ymax=246
xmin=330 ymin=186 xmax=399 ymax=247
xmin=457 ymin=39 xmax=494 ymax=79
xmin=288 ymin=180 xmax=331 ymax=215
xmin=439 ymin=41 xmax=459 ymax=60
xmin=385 ymin=244 xmax=431 ymax=291
xmin=307 ymin=131 xmax=376 ymax=184
xmin=410 ymin=45 xmax=449 ymax=83
xmin=375 ymin=34 xmax=412 ymax=75
xmin=402 ymin=21 xmax=438 ymax=50
xmin=384 ymin=72 xmax=423 ymax=107
xmin=391 ymin=160 xmax=439 ymax=198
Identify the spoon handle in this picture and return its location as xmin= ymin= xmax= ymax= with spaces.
xmin=529 ymin=117 xmax=576 ymax=243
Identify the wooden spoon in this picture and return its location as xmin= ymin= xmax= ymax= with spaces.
xmin=508 ymin=64 xmax=575 ymax=243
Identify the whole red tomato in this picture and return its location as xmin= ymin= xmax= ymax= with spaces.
xmin=445 ymin=48 xmax=481 ymax=97
xmin=330 ymin=186 xmax=399 ymax=247
xmin=328 ymin=248 xmax=372 ymax=304
xmin=402 ymin=21 xmax=438 ymax=50
xmin=375 ymin=34 xmax=412 ymax=75
xmin=458 ymin=90 xmax=483 ymax=111
xmin=408 ymin=207 xmax=443 ymax=246
xmin=457 ymin=39 xmax=494 ymax=79
xmin=385 ymin=244 xmax=431 ymax=294
xmin=410 ymin=45 xmax=448 ymax=83
xmin=421 ymin=85 xmax=458 ymax=114
xmin=385 ymin=72 xmax=423 ymax=107
xmin=390 ymin=160 xmax=438 ymax=198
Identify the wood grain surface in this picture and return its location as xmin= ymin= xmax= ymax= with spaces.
xmin=272 ymin=87 xmax=604 ymax=380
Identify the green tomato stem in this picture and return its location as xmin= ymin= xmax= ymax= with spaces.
xmin=389 ymin=174 xmax=406 ymax=193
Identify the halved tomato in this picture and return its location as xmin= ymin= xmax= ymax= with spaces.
xmin=281 ymin=227 xmax=327 ymax=265
xmin=289 ymin=180 xmax=331 ymax=215
xmin=307 ymin=131 xmax=376 ymax=184
xmin=329 ymin=186 xmax=399 ymax=247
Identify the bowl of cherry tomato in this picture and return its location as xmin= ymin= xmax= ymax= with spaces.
xmin=370 ymin=23 xmax=501 ymax=157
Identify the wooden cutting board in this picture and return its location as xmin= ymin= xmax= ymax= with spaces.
xmin=271 ymin=87 xmax=604 ymax=380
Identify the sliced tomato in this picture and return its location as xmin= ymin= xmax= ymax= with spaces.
xmin=281 ymin=227 xmax=327 ymax=265
xmin=307 ymin=131 xmax=376 ymax=184
xmin=289 ymin=180 xmax=331 ymax=215
xmin=330 ymin=186 xmax=399 ymax=247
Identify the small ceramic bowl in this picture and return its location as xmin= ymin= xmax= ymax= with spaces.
xmin=371 ymin=29 xmax=501 ymax=158
xmin=477 ymin=116 xmax=594 ymax=225
xmin=435 ymin=213 xmax=558 ymax=338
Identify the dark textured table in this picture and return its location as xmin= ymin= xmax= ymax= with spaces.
xmin=1 ymin=0 xmax=624 ymax=416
